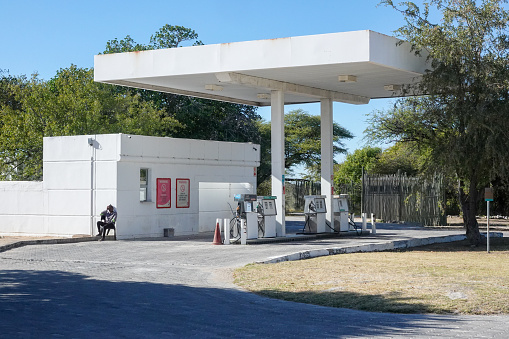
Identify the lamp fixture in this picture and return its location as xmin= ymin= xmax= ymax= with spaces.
xmin=338 ymin=75 xmax=357 ymax=83
xmin=205 ymin=84 xmax=223 ymax=91
xmin=384 ymin=84 xmax=402 ymax=91
xmin=257 ymin=93 xmax=271 ymax=99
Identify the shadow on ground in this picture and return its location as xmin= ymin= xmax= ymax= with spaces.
xmin=0 ymin=270 xmax=467 ymax=338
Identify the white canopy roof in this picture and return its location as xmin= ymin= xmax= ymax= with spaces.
xmin=94 ymin=30 xmax=428 ymax=106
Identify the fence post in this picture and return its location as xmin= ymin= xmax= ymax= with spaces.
xmin=361 ymin=166 xmax=364 ymax=215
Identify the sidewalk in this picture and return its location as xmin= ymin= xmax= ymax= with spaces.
xmin=0 ymin=235 xmax=98 ymax=253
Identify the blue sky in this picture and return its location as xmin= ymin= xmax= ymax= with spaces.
xmin=0 ymin=0 xmax=419 ymax=166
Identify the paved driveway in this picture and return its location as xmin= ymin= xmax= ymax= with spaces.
xmin=1 ymin=224 xmax=508 ymax=338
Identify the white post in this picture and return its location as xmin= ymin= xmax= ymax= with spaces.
xmin=362 ymin=213 xmax=367 ymax=232
xmin=487 ymin=201 xmax=490 ymax=253
xmin=241 ymin=220 xmax=247 ymax=245
xmin=89 ymin=137 xmax=95 ymax=236
xmin=320 ymin=98 xmax=334 ymax=232
xmin=271 ymin=90 xmax=286 ymax=237
xmin=371 ymin=213 xmax=377 ymax=235
xmin=223 ymin=218 xmax=230 ymax=245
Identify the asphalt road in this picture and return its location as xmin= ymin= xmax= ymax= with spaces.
xmin=1 ymin=223 xmax=508 ymax=338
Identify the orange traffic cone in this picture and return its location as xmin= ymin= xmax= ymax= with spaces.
xmin=212 ymin=221 xmax=222 ymax=245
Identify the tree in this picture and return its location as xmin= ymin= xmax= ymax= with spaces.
xmin=371 ymin=0 xmax=509 ymax=245
xmin=0 ymin=66 xmax=175 ymax=180
xmin=374 ymin=142 xmax=423 ymax=176
xmin=334 ymin=147 xmax=382 ymax=186
xmin=284 ymin=109 xmax=353 ymax=175
xmin=256 ymin=109 xmax=354 ymax=187
xmin=102 ymin=35 xmax=149 ymax=54
xmin=150 ymin=24 xmax=203 ymax=48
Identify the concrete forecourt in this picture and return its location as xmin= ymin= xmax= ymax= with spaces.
xmin=1 ymin=221 xmax=509 ymax=338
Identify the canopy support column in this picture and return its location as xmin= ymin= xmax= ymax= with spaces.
xmin=271 ymin=90 xmax=285 ymax=236
xmin=321 ymin=98 xmax=334 ymax=230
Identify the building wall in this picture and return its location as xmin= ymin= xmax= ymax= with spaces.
xmin=115 ymin=134 xmax=259 ymax=238
xmin=0 ymin=134 xmax=260 ymax=239
xmin=0 ymin=181 xmax=46 ymax=236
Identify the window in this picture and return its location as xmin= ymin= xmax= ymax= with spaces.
xmin=140 ymin=168 xmax=149 ymax=202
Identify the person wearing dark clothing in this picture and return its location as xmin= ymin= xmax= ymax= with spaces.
xmin=96 ymin=204 xmax=117 ymax=241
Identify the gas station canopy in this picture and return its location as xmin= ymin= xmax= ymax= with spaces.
xmin=94 ymin=30 xmax=429 ymax=106
xmin=94 ymin=29 xmax=429 ymax=236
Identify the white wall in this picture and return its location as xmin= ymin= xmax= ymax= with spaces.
xmin=198 ymin=182 xmax=254 ymax=232
xmin=0 ymin=182 xmax=47 ymax=236
xmin=43 ymin=134 xmax=119 ymax=236
xmin=115 ymin=134 xmax=259 ymax=238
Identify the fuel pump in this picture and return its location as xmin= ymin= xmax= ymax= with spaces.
xmin=233 ymin=194 xmax=258 ymax=240
xmin=332 ymin=194 xmax=350 ymax=232
xmin=256 ymin=196 xmax=277 ymax=238
xmin=303 ymin=195 xmax=327 ymax=233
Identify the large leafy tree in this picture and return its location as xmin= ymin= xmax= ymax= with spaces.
xmin=102 ymin=25 xmax=261 ymax=143
xmin=257 ymin=109 xmax=353 ymax=185
xmin=370 ymin=0 xmax=509 ymax=245
xmin=284 ymin=109 xmax=353 ymax=175
xmin=0 ymin=66 xmax=175 ymax=180
xmin=334 ymin=147 xmax=382 ymax=186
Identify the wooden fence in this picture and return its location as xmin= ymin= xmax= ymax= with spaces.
xmin=362 ymin=173 xmax=446 ymax=226
xmin=285 ymin=179 xmax=320 ymax=213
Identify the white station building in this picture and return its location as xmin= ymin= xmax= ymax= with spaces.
xmin=1 ymin=30 xmax=428 ymax=238
xmin=0 ymin=134 xmax=259 ymax=238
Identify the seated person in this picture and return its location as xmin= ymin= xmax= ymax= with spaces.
xmin=97 ymin=204 xmax=117 ymax=241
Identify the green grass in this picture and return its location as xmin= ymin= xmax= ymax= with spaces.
xmin=234 ymin=238 xmax=509 ymax=314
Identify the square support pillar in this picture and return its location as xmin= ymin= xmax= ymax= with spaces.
xmin=271 ymin=90 xmax=285 ymax=236
xmin=320 ymin=98 xmax=334 ymax=230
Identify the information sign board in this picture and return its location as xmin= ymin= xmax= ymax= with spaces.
xmin=176 ymin=178 xmax=190 ymax=208
xmin=156 ymin=178 xmax=171 ymax=208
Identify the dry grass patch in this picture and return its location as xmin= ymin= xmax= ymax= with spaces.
xmin=234 ymin=238 xmax=509 ymax=314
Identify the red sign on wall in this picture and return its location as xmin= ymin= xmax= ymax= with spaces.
xmin=176 ymin=178 xmax=190 ymax=208
xmin=156 ymin=178 xmax=171 ymax=208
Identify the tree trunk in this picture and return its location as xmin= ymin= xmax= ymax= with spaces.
xmin=458 ymin=179 xmax=482 ymax=246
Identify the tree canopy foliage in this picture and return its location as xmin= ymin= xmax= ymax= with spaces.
xmin=0 ymin=66 xmax=174 ymax=180
xmin=371 ymin=0 xmax=509 ymax=245
xmin=334 ymin=143 xmax=424 ymax=187
xmin=0 ymin=24 xmax=264 ymax=181
xmin=284 ymin=109 xmax=353 ymax=172
xmin=334 ymin=147 xmax=382 ymax=186
xmin=257 ymin=109 xmax=354 ymax=186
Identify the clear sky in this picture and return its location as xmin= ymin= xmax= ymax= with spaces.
xmin=0 ymin=0 xmax=418 ymax=167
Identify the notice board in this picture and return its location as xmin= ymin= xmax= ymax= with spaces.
xmin=176 ymin=178 xmax=190 ymax=208
xmin=156 ymin=178 xmax=171 ymax=208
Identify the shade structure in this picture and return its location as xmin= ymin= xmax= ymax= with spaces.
xmin=94 ymin=30 xmax=428 ymax=107
xmin=94 ymin=29 xmax=429 ymax=237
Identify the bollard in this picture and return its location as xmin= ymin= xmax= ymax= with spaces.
xmin=241 ymin=220 xmax=247 ymax=245
xmin=362 ymin=213 xmax=367 ymax=232
xmin=223 ymin=218 xmax=230 ymax=245
xmin=371 ymin=213 xmax=376 ymax=235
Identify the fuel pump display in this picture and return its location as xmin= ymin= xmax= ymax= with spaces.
xmin=233 ymin=194 xmax=258 ymax=240
xmin=302 ymin=195 xmax=327 ymax=233
xmin=257 ymin=196 xmax=277 ymax=238
xmin=332 ymin=194 xmax=350 ymax=232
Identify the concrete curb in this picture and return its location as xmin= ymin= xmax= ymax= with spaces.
xmin=258 ymin=232 xmax=504 ymax=264
xmin=0 ymin=236 xmax=113 ymax=253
